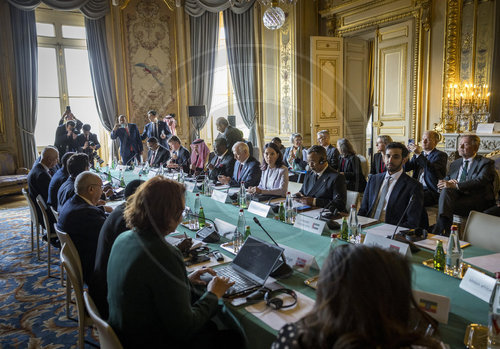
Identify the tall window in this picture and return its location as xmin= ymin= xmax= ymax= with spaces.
xmin=35 ymin=7 xmax=103 ymax=150
xmin=201 ymin=13 xmax=248 ymax=144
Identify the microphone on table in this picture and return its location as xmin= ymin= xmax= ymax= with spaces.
xmin=253 ymin=217 xmax=293 ymax=279
xmin=389 ymin=194 xmax=414 ymax=240
xmin=187 ymin=213 xmax=220 ymax=243
xmin=386 ymin=194 xmax=420 ymax=253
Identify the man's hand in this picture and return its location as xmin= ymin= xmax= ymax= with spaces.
xmin=102 ymin=205 xmax=113 ymax=213
xmin=207 ymin=163 xmax=215 ymax=170
xmin=437 ymin=179 xmax=458 ymax=189
xmin=189 ymin=267 xmax=216 ymax=285
xmin=408 ymin=143 xmax=422 ymax=155
xmin=172 ymin=153 xmax=178 ymax=160
xmin=218 ymin=175 xmax=230 ymax=185
xmin=207 ymin=276 xmax=235 ymax=299
xmin=299 ymin=196 xmax=314 ymax=206
xmin=83 ymin=141 xmax=89 ymax=150
xmin=113 ymin=123 xmax=119 ymax=131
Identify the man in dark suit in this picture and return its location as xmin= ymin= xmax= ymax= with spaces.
xmin=317 ymin=130 xmax=340 ymax=170
xmin=166 ymin=135 xmax=190 ymax=173
xmin=215 ymin=117 xmax=243 ymax=151
xmin=433 ymin=134 xmax=497 ymax=235
xmin=57 ymin=153 xmax=89 ymax=209
xmin=47 ymin=151 xmax=74 ymax=211
xmin=89 ymin=179 xmax=145 ymax=319
xmin=77 ymin=124 xmax=101 ymax=168
xmin=207 ymin=138 xmax=235 ymax=181
xmin=54 ymin=120 xmax=78 ymax=159
xmin=28 ymin=146 xmax=59 ymax=228
xmin=370 ymin=135 xmax=392 ymax=175
xmin=57 ymin=171 xmax=109 ymax=285
xmin=405 ymin=130 xmax=448 ymax=206
xmin=146 ymin=137 xmax=170 ymax=167
xmin=359 ymin=142 xmax=425 ymax=229
xmin=111 ymin=114 xmax=143 ymax=166
xmin=141 ymin=110 xmax=171 ymax=148
xmin=295 ymin=145 xmax=346 ymax=212
xmin=218 ymin=141 xmax=261 ymax=188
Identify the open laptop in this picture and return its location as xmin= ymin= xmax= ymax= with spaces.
xmin=215 ymin=236 xmax=284 ymax=298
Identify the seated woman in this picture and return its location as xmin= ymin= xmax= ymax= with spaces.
xmin=107 ymin=176 xmax=236 ymax=348
xmin=190 ymin=138 xmax=210 ymax=175
xmin=273 ymin=245 xmax=442 ymax=349
xmin=284 ymin=133 xmax=307 ymax=182
xmin=247 ymin=142 xmax=289 ymax=197
xmin=337 ymin=138 xmax=366 ymax=193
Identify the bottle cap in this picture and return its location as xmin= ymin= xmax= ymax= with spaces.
xmin=496 ymin=272 xmax=500 ymax=279
xmin=239 ymin=209 xmax=243 ymax=212
xmin=196 ymin=193 xmax=199 ymax=196
xmin=351 ymin=204 xmax=356 ymax=208
xmin=451 ymin=224 xmax=458 ymax=231
xmin=287 ymin=192 xmax=290 ymax=194
xmin=245 ymin=225 xmax=250 ymax=229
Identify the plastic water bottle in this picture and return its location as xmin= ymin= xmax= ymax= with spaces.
xmin=193 ymin=194 xmax=201 ymax=230
xmin=179 ymin=169 xmax=185 ymax=184
xmin=285 ymin=192 xmax=295 ymax=224
xmin=488 ymin=272 xmax=500 ymax=348
xmin=445 ymin=225 xmax=463 ymax=277
xmin=158 ymin=163 xmax=164 ymax=176
xmin=239 ymin=182 xmax=247 ymax=209
xmin=234 ymin=209 xmax=245 ymax=253
xmin=112 ymin=157 xmax=117 ymax=170
xmin=348 ymin=204 xmax=358 ymax=242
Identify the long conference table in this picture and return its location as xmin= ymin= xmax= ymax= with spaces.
xmin=113 ymin=170 xmax=490 ymax=348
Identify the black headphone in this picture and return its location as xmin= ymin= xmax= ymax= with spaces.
xmin=264 ymin=288 xmax=298 ymax=310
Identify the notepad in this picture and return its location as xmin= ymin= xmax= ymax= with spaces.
xmin=464 ymin=253 xmax=500 ymax=274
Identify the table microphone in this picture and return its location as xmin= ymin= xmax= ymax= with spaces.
xmin=188 ymin=213 xmax=220 ymax=243
xmin=387 ymin=194 xmax=420 ymax=253
xmin=389 ymin=194 xmax=414 ymax=240
xmin=253 ymin=217 xmax=293 ymax=279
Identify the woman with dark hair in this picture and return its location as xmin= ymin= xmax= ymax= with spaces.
xmin=337 ymin=138 xmax=367 ymax=193
xmin=272 ymin=245 xmax=443 ymax=349
xmin=107 ymin=176 xmax=236 ymax=348
xmin=247 ymin=142 xmax=289 ymax=197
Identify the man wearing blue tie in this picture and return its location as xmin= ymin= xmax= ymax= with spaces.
xmin=218 ymin=142 xmax=261 ymax=188
xmin=141 ymin=110 xmax=171 ymax=148
xmin=433 ymin=134 xmax=496 ymax=235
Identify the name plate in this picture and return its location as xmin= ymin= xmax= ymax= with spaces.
xmin=279 ymin=244 xmax=319 ymax=273
xmin=293 ymin=214 xmax=327 ymax=235
xmin=214 ymin=218 xmax=236 ymax=239
xmin=211 ymin=190 xmax=229 ymax=203
xmin=363 ymin=232 xmax=412 ymax=257
xmin=247 ymin=201 xmax=271 ymax=218
xmin=413 ymin=290 xmax=450 ymax=324
xmin=116 ymin=165 xmax=126 ymax=171
xmin=132 ymin=167 xmax=142 ymax=175
xmin=184 ymin=181 xmax=197 ymax=193
xmin=459 ymin=268 xmax=496 ymax=303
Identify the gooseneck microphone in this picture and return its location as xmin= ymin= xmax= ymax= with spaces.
xmin=253 ymin=217 xmax=293 ymax=279
xmin=389 ymin=194 xmax=414 ymax=240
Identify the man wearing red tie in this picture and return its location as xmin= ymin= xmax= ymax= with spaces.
xmin=218 ymin=142 xmax=261 ymax=188
xmin=111 ymin=115 xmax=143 ymax=165
xmin=146 ymin=137 xmax=170 ymax=168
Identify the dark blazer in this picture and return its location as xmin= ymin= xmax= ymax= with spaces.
xmin=299 ymin=166 xmax=347 ymax=212
xmin=141 ymin=121 xmax=171 ymax=148
xmin=283 ymin=146 xmax=307 ymax=171
xmin=147 ymin=145 xmax=170 ymax=167
xmin=339 ymin=154 xmax=367 ymax=193
xmin=111 ymin=123 xmax=143 ymax=165
xmin=208 ymin=151 xmax=235 ymax=181
xmin=54 ymin=124 xmax=78 ymax=157
xmin=370 ymin=152 xmax=386 ymax=175
xmin=229 ymin=156 xmax=262 ymax=188
xmin=217 ymin=125 xmax=243 ymax=151
xmin=57 ymin=194 xmax=107 ymax=285
xmin=404 ymin=148 xmax=448 ymax=194
xmin=57 ymin=177 xmax=76 ymax=210
xmin=47 ymin=167 xmax=68 ymax=210
xmin=28 ymin=162 xmax=53 ymax=227
xmin=76 ymin=132 xmax=100 ymax=154
xmin=359 ymin=172 xmax=425 ymax=229
xmin=170 ymin=146 xmax=190 ymax=173
xmin=325 ymin=145 xmax=340 ymax=170
xmin=58 ymin=118 xmax=83 ymax=134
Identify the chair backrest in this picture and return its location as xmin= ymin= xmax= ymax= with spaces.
xmin=36 ymin=195 xmax=54 ymax=237
xmin=83 ymin=292 xmax=124 ymax=349
xmin=54 ymin=224 xmax=83 ymax=278
xmin=50 ymin=206 xmax=59 ymax=222
xmin=287 ymin=181 xmax=302 ymax=195
xmin=346 ymin=190 xmax=360 ymax=212
xmin=22 ymin=188 xmax=39 ymax=225
xmin=463 ymin=210 xmax=500 ymax=252
xmin=356 ymin=154 xmax=368 ymax=178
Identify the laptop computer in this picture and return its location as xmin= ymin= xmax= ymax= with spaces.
xmin=215 ymin=236 xmax=284 ymax=298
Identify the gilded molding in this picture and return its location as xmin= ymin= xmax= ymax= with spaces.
xmin=280 ymin=12 xmax=294 ymax=135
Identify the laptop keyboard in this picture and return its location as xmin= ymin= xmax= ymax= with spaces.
xmin=217 ymin=265 xmax=255 ymax=293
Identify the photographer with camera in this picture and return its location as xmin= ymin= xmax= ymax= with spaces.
xmin=58 ymin=106 xmax=83 ymax=134
xmin=77 ymin=124 xmax=102 ymax=168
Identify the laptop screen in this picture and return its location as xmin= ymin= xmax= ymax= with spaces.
xmin=231 ymin=236 xmax=284 ymax=285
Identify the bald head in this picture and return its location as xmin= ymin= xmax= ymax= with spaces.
xmin=75 ymin=171 xmax=103 ymax=205
xmin=41 ymin=146 xmax=59 ymax=168
xmin=422 ymin=130 xmax=440 ymax=152
xmin=232 ymin=141 xmax=249 ymax=163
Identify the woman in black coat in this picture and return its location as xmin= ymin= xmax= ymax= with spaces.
xmin=337 ymin=138 xmax=366 ymax=193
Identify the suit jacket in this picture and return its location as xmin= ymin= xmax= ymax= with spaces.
xmin=359 ymin=172 xmax=425 ymax=229
xmin=339 ymin=154 xmax=367 ymax=193
xmin=54 ymin=124 xmax=78 ymax=157
xmin=229 ymin=156 xmax=262 ymax=188
xmin=76 ymin=133 xmax=100 ymax=155
xmin=47 ymin=167 xmax=68 ymax=210
xmin=445 ymin=155 xmax=496 ymax=202
xmin=170 ymin=146 xmax=190 ymax=173
xmin=57 ymin=194 xmax=107 ymax=285
xmin=28 ymin=162 xmax=53 ymax=227
xmin=404 ymin=148 xmax=448 ymax=194
xmin=111 ymin=123 xmax=143 ymax=164
xmin=283 ymin=146 xmax=307 ymax=171
xmin=141 ymin=121 xmax=171 ymax=147
xmin=325 ymin=145 xmax=340 ymax=170
xmin=217 ymin=125 xmax=243 ymax=151
xmin=147 ymin=145 xmax=170 ymax=167
xmin=57 ymin=177 xmax=76 ymax=210
xmin=299 ymin=166 xmax=347 ymax=212
xmin=370 ymin=152 xmax=386 ymax=175
xmin=208 ymin=151 xmax=235 ymax=181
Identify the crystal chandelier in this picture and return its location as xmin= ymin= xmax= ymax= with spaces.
xmin=230 ymin=0 xmax=298 ymax=30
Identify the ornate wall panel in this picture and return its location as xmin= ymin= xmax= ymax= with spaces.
xmin=380 ymin=44 xmax=406 ymax=120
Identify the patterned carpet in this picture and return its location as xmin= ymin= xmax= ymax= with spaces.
xmin=0 ymin=206 xmax=98 ymax=348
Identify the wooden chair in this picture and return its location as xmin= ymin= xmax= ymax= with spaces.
xmin=463 ymin=210 xmax=500 ymax=252
xmin=60 ymin=243 xmax=93 ymax=349
xmin=50 ymin=206 xmax=59 ymax=221
xmin=22 ymin=188 xmax=40 ymax=259
xmin=36 ymin=195 xmax=58 ymax=277
xmin=84 ymin=292 xmax=123 ymax=349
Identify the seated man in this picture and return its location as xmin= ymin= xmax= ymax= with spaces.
xmin=207 ymin=138 xmax=235 ymax=181
xmin=433 ymin=134 xmax=496 ymax=235
xmin=218 ymin=141 xmax=261 ymax=188
xmin=57 ymin=153 xmax=89 ymax=209
xmin=141 ymin=110 xmax=171 ymax=148
xmin=48 ymin=151 xmax=74 ymax=211
xmin=57 ymin=171 xmax=109 ymax=285
xmin=295 ymin=145 xmax=346 ymax=212
xmin=405 ymin=130 xmax=448 ymax=206
xmin=215 ymin=116 xmax=243 ymax=151
xmin=77 ymin=124 xmax=100 ymax=168
xmin=166 ymin=135 xmax=190 ymax=173
xmin=359 ymin=142 xmax=425 ymax=229
xmin=147 ymin=137 xmax=170 ymax=167
xmin=89 ymin=179 xmax=145 ymax=319
xmin=317 ymin=129 xmax=340 ymax=170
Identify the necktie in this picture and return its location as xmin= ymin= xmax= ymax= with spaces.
xmin=150 ymin=151 xmax=156 ymax=166
xmin=237 ymin=163 xmax=243 ymax=181
xmin=215 ymin=157 xmax=221 ymax=167
xmin=459 ymin=160 xmax=469 ymax=182
xmin=154 ymin=122 xmax=158 ymax=138
xmin=380 ymin=157 xmax=385 ymax=172
xmin=371 ymin=176 xmax=392 ymax=220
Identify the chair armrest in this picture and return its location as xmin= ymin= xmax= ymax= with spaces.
xmin=16 ymin=168 xmax=29 ymax=175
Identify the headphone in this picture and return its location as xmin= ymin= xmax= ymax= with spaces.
xmin=264 ymin=288 xmax=298 ymax=310
xmin=319 ymin=158 xmax=327 ymax=165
